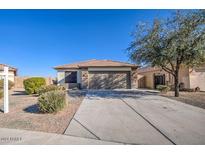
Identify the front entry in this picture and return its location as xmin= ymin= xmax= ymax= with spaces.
xmin=64 ymin=71 xmax=80 ymax=89
xmin=154 ymin=74 xmax=165 ymax=89
xmin=65 ymin=71 xmax=77 ymax=83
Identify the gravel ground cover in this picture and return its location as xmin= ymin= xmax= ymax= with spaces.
xmin=161 ymin=91 xmax=205 ymax=109
xmin=0 ymin=89 xmax=85 ymax=134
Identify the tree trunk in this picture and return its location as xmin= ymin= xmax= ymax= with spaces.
xmin=174 ymin=69 xmax=179 ymax=97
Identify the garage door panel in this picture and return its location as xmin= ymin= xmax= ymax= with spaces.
xmin=89 ymin=71 xmax=130 ymax=89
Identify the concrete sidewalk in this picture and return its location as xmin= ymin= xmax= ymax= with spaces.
xmin=0 ymin=128 xmax=119 ymax=145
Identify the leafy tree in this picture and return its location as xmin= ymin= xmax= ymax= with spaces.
xmin=128 ymin=10 xmax=205 ymax=97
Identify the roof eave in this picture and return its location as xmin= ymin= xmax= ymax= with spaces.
xmin=54 ymin=65 xmax=139 ymax=70
xmin=53 ymin=67 xmax=79 ymax=70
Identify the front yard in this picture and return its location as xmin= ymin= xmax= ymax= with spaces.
xmin=161 ymin=91 xmax=205 ymax=109
xmin=0 ymin=89 xmax=85 ymax=134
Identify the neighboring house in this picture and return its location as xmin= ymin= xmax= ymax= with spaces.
xmin=54 ymin=59 xmax=138 ymax=89
xmin=138 ymin=65 xmax=205 ymax=91
xmin=0 ymin=64 xmax=17 ymax=82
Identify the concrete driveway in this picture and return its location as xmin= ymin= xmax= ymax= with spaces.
xmin=65 ymin=90 xmax=205 ymax=145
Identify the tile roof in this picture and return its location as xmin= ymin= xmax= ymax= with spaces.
xmin=54 ymin=59 xmax=138 ymax=69
xmin=138 ymin=66 xmax=161 ymax=73
xmin=0 ymin=64 xmax=17 ymax=71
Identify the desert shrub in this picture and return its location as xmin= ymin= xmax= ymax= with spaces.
xmin=0 ymin=79 xmax=15 ymax=90
xmin=36 ymin=85 xmax=65 ymax=95
xmin=195 ymin=87 xmax=200 ymax=92
xmin=38 ymin=90 xmax=66 ymax=113
xmin=0 ymin=90 xmax=3 ymax=99
xmin=23 ymin=77 xmax=46 ymax=94
xmin=156 ymin=85 xmax=171 ymax=93
xmin=179 ymin=82 xmax=185 ymax=90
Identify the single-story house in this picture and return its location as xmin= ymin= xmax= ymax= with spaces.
xmin=0 ymin=64 xmax=17 ymax=82
xmin=54 ymin=59 xmax=138 ymax=89
xmin=138 ymin=65 xmax=205 ymax=91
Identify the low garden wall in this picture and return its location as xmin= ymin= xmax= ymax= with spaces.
xmin=14 ymin=76 xmax=53 ymax=88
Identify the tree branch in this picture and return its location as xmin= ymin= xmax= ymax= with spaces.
xmin=161 ymin=65 xmax=176 ymax=76
xmin=167 ymin=59 xmax=175 ymax=72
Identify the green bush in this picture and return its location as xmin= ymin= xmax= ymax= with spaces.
xmin=156 ymin=85 xmax=170 ymax=93
xmin=0 ymin=79 xmax=14 ymax=90
xmin=36 ymin=85 xmax=65 ymax=95
xmin=38 ymin=90 xmax=66 ymax=113
xmin=0 ymin=90 xmax=3 ymax=99
xmin=23 ymin=77 xmax=46 ymax=94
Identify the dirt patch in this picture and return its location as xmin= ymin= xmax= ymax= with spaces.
xmin=161 ymin=91 xmax=205 ymax=109
xmin=0 ymin=89 xmax=85 ymax=134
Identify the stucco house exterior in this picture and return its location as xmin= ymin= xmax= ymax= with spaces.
xmin=138 ymin=65 xmax=205 ymax=91
xmin=54 ymin=59 xmax=138 ymax=89
xmin=0 ymin=64 xmax=17 ymax=82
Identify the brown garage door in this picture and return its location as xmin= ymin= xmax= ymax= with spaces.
xmin=89 ymin=71 xmax=131 ymax=89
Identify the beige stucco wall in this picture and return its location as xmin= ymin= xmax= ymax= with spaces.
xmin=57 ymin=71 xmax=65 ymax=85
xmin=189 ymin=67 xmax=205 ymax=91
xmin=138 ymin=66 xmax=190 ymax=89
xmin=57 ymin=66 xmax=205 ymax=91
xmin=144 ymin=72 xmax=155 ymax=89
xmin=131 ymin=69 xmax=138 ymax=89
xmin=137 ymin=74 xmax=145 ymax=88
xmin=138 ymin=70 xmax=166 ymax=89
xmin=57 ymin=69 xmax=82 ymax=85
xmin=81 ymin=70 xmax=88 ymax=89
xmin=57 ymin=69 xmax=87 ymax=88
xmin=57 ymin=67 xmax=138 ymax=89
xmin=0 ymin=71 xmax=15 ymax=82
xmin=178 ymin=66 xmax=190 ymax=89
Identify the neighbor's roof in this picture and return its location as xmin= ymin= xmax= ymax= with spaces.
xmin=0 ymin=64 xmax=17 ymax=71
xmin=54 ymin=59 xmax=138 ymax=69
xmin=138 ymin=66 xmax=161 ymax=73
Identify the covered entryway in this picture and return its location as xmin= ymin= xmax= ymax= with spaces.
xmin=65 ymin=71 xmax=77 ymax=83
xmin=64 ymin=71 xmax=80 ymax=89
xmin=88 ymin=71 xmax=131 ymax=89
xmin=154 ymin=74 xmax=165 ymax=89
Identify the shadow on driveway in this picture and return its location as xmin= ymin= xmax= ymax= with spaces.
xmin=86 ymin=90 xmax=158 ymax=100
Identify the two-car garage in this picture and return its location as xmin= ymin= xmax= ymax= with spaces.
xmin=88 ymin=71 xmax=131 ymax=89
xmin=55 ymin=59 xmax=138 ymax=89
